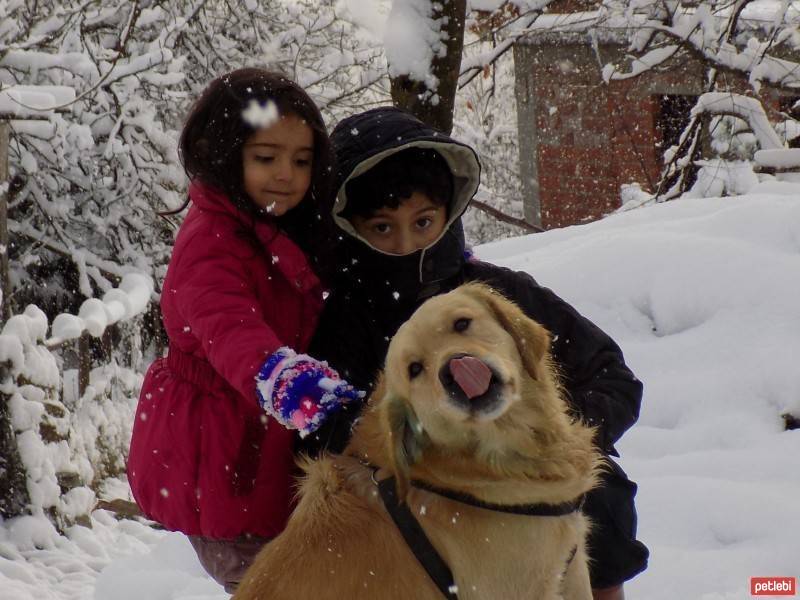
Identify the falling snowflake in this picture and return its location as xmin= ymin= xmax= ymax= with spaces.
xmin=242 ymin=99 xmax=279 ymax=129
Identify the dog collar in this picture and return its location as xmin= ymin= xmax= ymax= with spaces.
xmin=367 ymin=465 xmax=584 ymax=517
xmin=409 ymin=478 xmax=586 ymax=516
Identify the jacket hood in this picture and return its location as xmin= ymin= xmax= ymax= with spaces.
xmin=327 ymin=107 xmax=479 ymax=302
xmin=331 ymin=107 xmax=480 ymax=250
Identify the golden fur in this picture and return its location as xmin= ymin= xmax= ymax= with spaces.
xmin=234 ymin=283 xmax=602 ymax=600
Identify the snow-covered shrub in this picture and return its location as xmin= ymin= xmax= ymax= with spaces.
xmin=0 ymin=276 xmax=153 ymax=529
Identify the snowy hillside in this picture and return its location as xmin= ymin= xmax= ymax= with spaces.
xmin=2 ymin=188 xmax=799 ymax=600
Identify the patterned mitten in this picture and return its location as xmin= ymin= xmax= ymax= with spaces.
xmin=256 ymin=347 xmax=364 ymax=437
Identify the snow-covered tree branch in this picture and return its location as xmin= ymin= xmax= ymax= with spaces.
xmin=1 ymin=0 xmax=387 ymax=322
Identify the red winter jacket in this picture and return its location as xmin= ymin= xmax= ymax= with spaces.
xmin=127 ymin=181 xmax=323 ymax=539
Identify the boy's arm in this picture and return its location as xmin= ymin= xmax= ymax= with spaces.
xmin=467 ymin=262 xmax=643 ymax=455
xmin=308 ymin=296 xmax=380 ymax=393
xmin=303 ymin=294 xmax=381 ymax=453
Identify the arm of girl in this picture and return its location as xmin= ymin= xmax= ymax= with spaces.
xmin=172 ymin=232 xmax=282 ymax=399
xmin=173 ymin=229 xmax=362 ymax=433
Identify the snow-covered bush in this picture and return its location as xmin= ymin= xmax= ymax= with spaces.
xmin=0 ymin=276 xmax=152 ymax=528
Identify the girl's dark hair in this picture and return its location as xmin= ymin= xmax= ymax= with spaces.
xmin=176 ymin=68 xmax=333 ymax=250
xmin=341 ymin=147 xmax=453 ymax=219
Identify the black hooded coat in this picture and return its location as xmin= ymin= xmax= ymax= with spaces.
xmin=307 ymin=107 xmax=649 ymax=587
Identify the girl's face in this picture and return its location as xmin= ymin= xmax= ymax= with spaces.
xmin=242 ymin=113 xmax=314 ymax=216
xmin=349 ymin=192 xmax=448 ymax=255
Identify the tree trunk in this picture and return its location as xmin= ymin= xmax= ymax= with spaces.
xmin=390 ymin=0 xmax=467 ymax=135
xmin=1 ymin=120 xmax=10 ymax=321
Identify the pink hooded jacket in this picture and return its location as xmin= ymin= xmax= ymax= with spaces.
xmin=128 ymin=181 xmax=323 ymax=539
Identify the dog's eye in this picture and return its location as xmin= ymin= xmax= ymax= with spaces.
xmin=453 ymin=317 xmax=471 ymax=332
xmin=408 ymin=362 xmax=423 ymax=379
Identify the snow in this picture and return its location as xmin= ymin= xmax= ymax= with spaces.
xmin=1 ymin=306 xmax=59 ymax=386
xmin=693 ymin=92 xmax=784 ymax=151
xmin=341 ymin=0 xmax=390 ymax=40
xmin=2 ymin=190 xmax=800 ymax=598
xmin=755 ymin=147 xmax=800 ymax=169
xmin=240 ymin=99 xmax=279 ymax=130
xmin=48 ymin=273 xmax=154 ymax=343
xmin=0 ymin=85 xmax=76 ymax=117
xmin=384 ymin=0 xmax=443 ymax=90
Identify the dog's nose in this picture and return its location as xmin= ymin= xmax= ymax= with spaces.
xmin=439 ymin=354 xmax=493 ymax=400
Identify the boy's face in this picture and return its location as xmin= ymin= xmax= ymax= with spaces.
xmin=348 ymin=192 xmax=447 ymax=255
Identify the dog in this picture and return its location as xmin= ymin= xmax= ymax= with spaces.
xmin=233 ymin=283 xmax=601 ymax=600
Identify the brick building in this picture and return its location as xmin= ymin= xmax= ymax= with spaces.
xmin=512 ymin=8 xmax=797 ymax=230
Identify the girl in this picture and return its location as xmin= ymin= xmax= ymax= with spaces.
xmin=127 ymin=68 xmax=360 ymax=593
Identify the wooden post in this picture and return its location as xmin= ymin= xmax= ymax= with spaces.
xmin=78 ymin=333 xmax=91 ymax=397
xmin=0 ymin=120 xmax=9 ymax=322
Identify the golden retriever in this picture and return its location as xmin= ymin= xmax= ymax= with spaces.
xmin=234 ymin=283 xmax=601 ymax=600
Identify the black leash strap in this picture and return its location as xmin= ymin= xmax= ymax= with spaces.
xmin=411 ymin=479 xmax=585 ymax=516
xmin=377 ymin=476 xmax=459 ymax=599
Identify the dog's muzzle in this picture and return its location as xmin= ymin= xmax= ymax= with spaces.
xmin=439 ymin=354 xmax=505 ymax=416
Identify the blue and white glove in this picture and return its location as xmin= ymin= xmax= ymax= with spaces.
xmin=256 ymin=347 xmax=364 ymax=437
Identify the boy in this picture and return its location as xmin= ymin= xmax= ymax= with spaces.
xmin=307 ymin=107 xmax=648 ymax=600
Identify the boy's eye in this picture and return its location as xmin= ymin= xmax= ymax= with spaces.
xmin=254 ymin=155 xmax=274 ymax=163
xmin=416 ymin=217 xmax=433 ymax=229
xmin=372 ymin=223 xmax=391 ymax=234
xmin=295 ymin=157 xmax=312 ymax=167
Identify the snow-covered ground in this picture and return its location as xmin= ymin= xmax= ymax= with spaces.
xmin=2 ymin=186 xmax=799 ymax=599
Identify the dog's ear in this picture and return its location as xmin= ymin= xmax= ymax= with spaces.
xmin=383 ymin=393 xmax=428 ymax=500
xmin=469 ymin=283 xmax=551 ymax=381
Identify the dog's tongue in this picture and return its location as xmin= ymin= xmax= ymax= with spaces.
xmin=449 ymin=356 xmax=492 ymax=399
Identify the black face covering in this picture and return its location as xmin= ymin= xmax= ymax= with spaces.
xmin=331 ymin=219 xmax=466 ymax=317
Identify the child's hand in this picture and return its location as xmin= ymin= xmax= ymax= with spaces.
xmin=256 ymin=347 xmax=365 ymax=437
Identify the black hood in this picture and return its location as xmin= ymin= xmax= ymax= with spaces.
xmin=327 ymin=107 xmax=480 ymax=306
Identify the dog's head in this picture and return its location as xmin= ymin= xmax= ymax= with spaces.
xmin=377 ymin=283 xmax=581 ymax=495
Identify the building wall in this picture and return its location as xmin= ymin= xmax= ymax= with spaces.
xmin=513 ymin=38 xmax=787 ymax=230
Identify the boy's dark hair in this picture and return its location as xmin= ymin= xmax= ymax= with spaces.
xmin=177 ymin=68 xmax=333 ymax=243
xmin=342 ymin=147 xmax=453 ymax=219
